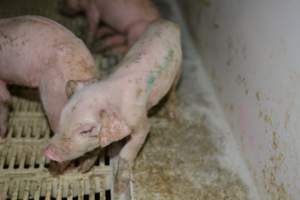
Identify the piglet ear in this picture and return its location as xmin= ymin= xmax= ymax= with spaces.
xmin=99 ymin=111 xmax=132 ymax=147
xmin=65 ymin=78 xmax=99 ymax=98
xmin=65 ymin=80 xmax=80 ymax=98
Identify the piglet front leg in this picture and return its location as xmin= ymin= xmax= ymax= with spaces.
xmin=78 ymin=147 xmax=102 ymax=173
xmin=113 ymin=119 xmax=150 ymax=200
xmin=48 ymin=160 xmax=73 ymax=176
xmin=113 ymin=157 xmax=132 ymax=200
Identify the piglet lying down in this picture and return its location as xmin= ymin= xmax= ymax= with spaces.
xmin=0 ymin=16 xmax=98 ymax=136
xmin=44 ymin=19 xmax=181 ymax=196
xmin=62 ymin=0 xmax=160 ymax=53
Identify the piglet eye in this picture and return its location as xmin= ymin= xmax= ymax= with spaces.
xmin=80 ymin=127 xmax=95 ymax=135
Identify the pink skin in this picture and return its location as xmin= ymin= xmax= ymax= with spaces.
xmin=44 ymin=145 xmax=64 ymax=162
xmin=63 ymin=0 xmax=160 ymax=54
xmin=44 ymin=19 xmax=181 ymax=199
xmin=44 ymin=19 xmax=181 ymax=174
xmin=0 ymin=16 xmax=98 ymax=136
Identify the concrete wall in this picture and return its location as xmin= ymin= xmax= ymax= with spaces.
xmin=178 ymin=0 xmax=300 ymax=199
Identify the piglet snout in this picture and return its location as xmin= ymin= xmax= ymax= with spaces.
xmin=44 ymin=144 xmax=64 ymax=163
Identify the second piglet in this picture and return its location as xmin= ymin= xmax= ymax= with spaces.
xmin=62 ymin=0 xmax=160 ymax=54
xmin=0 ymin=16 xmax=99 ymax=136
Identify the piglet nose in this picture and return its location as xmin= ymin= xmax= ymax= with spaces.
xmin=44 ymin=145 xmax=64 ymax=163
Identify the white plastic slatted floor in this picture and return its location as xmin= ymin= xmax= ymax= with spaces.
xmin=0 ymin=96 xmax=113 ymax=200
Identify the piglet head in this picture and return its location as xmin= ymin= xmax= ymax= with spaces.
xmin=44 ymin=121 xmax=102 ymax=163
xmin=44 ymin=79 xmax=131 ymax=162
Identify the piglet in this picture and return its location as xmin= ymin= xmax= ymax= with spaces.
xmin=45 ymin=19 xmax=181 ymax=199
xmin=62 ymin=0 xmax=160 ymax=54
xmin=0 ymin=16 xmax=99 ymax=136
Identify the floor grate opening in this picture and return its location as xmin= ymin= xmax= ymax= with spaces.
xmin=20 ymin=127 xmax=26 ymax=138
xmin=83 ymin=194 xmax=89 ymax=200
xmin=95 ymin=193 xmax=100 ymax=200
xmin=0 ymin=96 xmax=114 ymax=200
xmin=104 ymin=151 xmax=110 ymax=166
xmin=24 ymin=163 xmax=30 ymax=169
xmin=3 ymin=154 xmax=9 ymax=169
xmin=49 ymin=131 xmax=55 ymax=137
xmin=73 ymin=159 xmax=79 ymax=167
xmin=44 ymin=162 xmax=50 ymax=168
xmin=94 ymin=155 xmax=101 ymax=166
xmin=105 ymin=190 xmax=111 ymax=200
xmin=13 ymin=163 xmax=19 ymax=169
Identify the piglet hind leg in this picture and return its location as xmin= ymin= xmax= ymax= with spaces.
xmin=92 ymin=28 xmax=127 ymax=53
xmin=85 ymin=4 xmax=101 ymax=47
xmin=155 ymin=84 xmax=178 ymax=120
xmin=163 ymin=71 xmax=181 ymax=120
xmin=0 ymin=81 xmax=11 ymax=138
xmin=155 ymin=70 xmax=181 ymax=120
xmin=113 ymin=119 xmax=150 ymax=200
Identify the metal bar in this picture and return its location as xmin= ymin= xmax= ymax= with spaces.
xmin=33 ymin=181 xmax=41 ymax=200
xmin=78 ymin=179 xmax=84 ymax=200
xmin=56 ymin=179 xmax=62 ymax=200
xmin=0 ymin=149 xmax=7 ymax=169
xmin=0 ymin=181 xmax=9 ymax=200
xmin=16 ymin=126 xmax=23 ymax=138
xmin=45 ymin=182 xmax=52 ymax=200
xmin=11 ymin=180 xmax=20 ymax=200
xmin=6 ymin=127 xmax=14 ymax=138
xmin=29 ymin=146 xmax=37 ymax=168
xmin=9 ymin=148 xmax=17 ymax=169
xmin=89 ymin=177 xmax=95 ymax=200
xmin=22 ymin=180 xmax=30 ymax=200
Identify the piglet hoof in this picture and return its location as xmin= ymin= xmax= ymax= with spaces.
xmin=114 ymin=186 xmax=131 ymax=200
xmin=114 ymin=176 xmax=132 ymax=200
xmin=165 ymin=101 xmax=178 ymax=120
xmin=113 ymin=158 xmax=132 ymax=200
xmin=167 ymin=110 xmax=177 ymax=120
xmin=156 ymin=105 xmax=177 ymax=121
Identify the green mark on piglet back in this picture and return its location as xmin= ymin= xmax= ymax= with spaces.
xmin=146 ymin=49 xmax=174 ymax=94
xmin=147 ymin=73 xmax=156 ymax=86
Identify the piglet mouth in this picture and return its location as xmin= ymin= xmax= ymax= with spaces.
xmin=44 ymin=145 xmax=64 ymax=163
